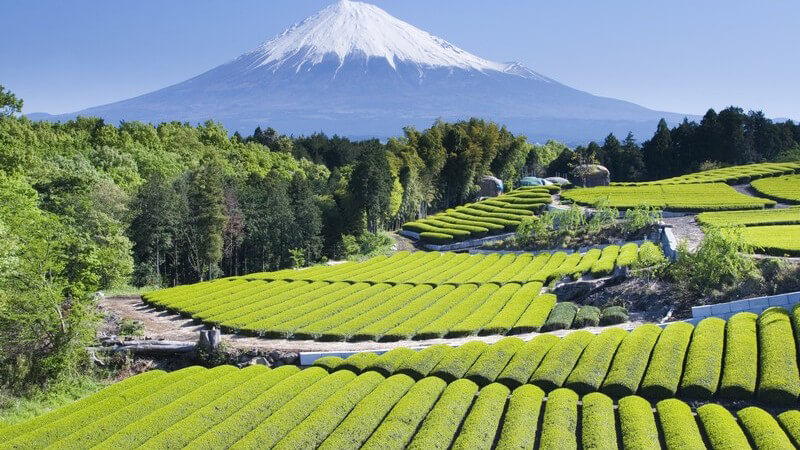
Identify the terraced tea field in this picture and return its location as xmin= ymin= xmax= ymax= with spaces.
xmin=697 ymin=206 xmax=800 ymax=227
xmin=562 ymin=182 xmax=775 ymax=211
xmin=614 ymin=162 xmax=800 ymax=186
xmin=401 ymin=185 xmax=557 ymax=244
xmin=751 ymin=174 xmax=800 ymax=204
xmin=144 ymin=247 xmax=643 ymax=341
xmin=739 ymin=225 xmax=800 ymax=256
xmin=8 ymin=305 xmax=800 ymax=449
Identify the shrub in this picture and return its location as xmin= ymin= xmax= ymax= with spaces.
xmin=656 ymin=399 xmax=705 ymax=449
xmin=633 ymin=241 xmax=665 ymax=269
xmin=572 ymin=305 xmax=601 ymax=328
xmin=538 ymin=388 xmax=578 ymax=450
xmin=639 ymin=321 xmax=694 ymax=400
xmin=448 ymin=284 xmax=520 ymax=337
xmin=615 ymin=242 xmax=639 ymax=267
xmin=509 ymin=294 xmax=557 ymax=333
xmin=365 ymin=348 xmax=415 ymax=377
xmin=407 ymin=379 xmax=478 ymax=450
xmin=361 ymin=377 xmax=447 ymax=449
xmin=757 ymin=307 xmax=800 ymax=405
xmin=601 ymin=324 xmax=661 ymax=398
xmin=590 ymin=245 xmax=619 ymax=277
xmin=273 ymin=371 xmax=385 ymax=450
xmin=482 ymin=282 xmax=544 ymax=335
xmin=396 ymin=344 xmax=453 ymax=380
xmin=419 ymin=232 xmax=455 ymax=245
xmin=719 ymin=312 xmax=758 ymax=399
xmin=495 ymin=385 xmax=545 ymax=450
xmin=679 ymin=317 xmax=725 ymax=399
xmin=464 ymin=337 xmax=524 ymax=387
xmin=430 ymin=341 xmax=488 ymax=383
xmin=531 ymin=331 xmax=593 ymax=392
xmin=570 ymin=249 xmax=601 ymax=279
xmin=496 ymin=334 xmax=559 ymax=389
xmin=317 ymin=374 xmax=415 ymax=449
xmin=224 ymin=369 xmax=358 ymax=449
xmin=777 ymin=410 xmax=800 ymax=448
xmin=696 ymin=404 xmax=750 ymax=450
xmin=549 ymin=252 xmax=582 ymax=280
xmin=622 ymin=204 xmax=662 ymax=234
xmin=541 ymin=302 xmax=578 ymax=331
xmin=617 ymin=395 xmax=659 ymax=450
xmin=451 ymin=383 xmax=510 ymax=450
xmin=417 ymin=283 xmax=500 ymax=339
xmin=381 ymin=284 xmax=476 ymax=341
xmin=738 ymin=406 xmax=795 ymax=449
xmin=140 ymin=366 xmax=298 ymax=448
xmin=359 ymin=285 xmax=457 ymax=341
xmin=563 ymin=328 xmax=626 ymax=394
xmin=580 ymin=392 xmax=617 ymax=450
xmin=313 ymin=356 xmax=344 ymax=371
xmin=599 ymin=306 xmax=628 ymax=325
xmin=336 ymin=352 xmax=380 ymax=374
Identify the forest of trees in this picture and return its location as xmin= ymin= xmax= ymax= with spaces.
xmin=2 ymin=81 xmax=800 ymax=389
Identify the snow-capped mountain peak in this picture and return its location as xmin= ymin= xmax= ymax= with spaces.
xmin=250 ymin=0 xmax=506 ymax=72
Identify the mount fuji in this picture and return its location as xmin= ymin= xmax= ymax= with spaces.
xmin=31 ymin=0 xmax=690 ymax=143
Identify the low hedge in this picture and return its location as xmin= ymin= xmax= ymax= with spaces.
xmin=777 ymin=410 xmax=800 ymax=448
xmin=538 ymin=388 xmax=579 ymax=450
xmin=738 ymin=406 xmax=795 ymax=449
xmin=531 ymin=330 xmax=593 ymax=392
xmin=656 ymin=399 xmax=705 ymax=449
xmin=361 ymin=377 xmax=447 ymax=449
xmin=396 ymin=344 xmax=453 ymax=380
xmin=313 ymin=356 xmax=344 ymax=371
xmin=599 ymin=306 xmax=628 ymax=325
xmin=563 ymin=328 xmax=627 ymax=394
xmin=571 ymin=249 xmax=602 ymax=279
xmin=639 ymin=321 xmax=694 ymax=400
xmin=696 ymin=404 xmax=750 ymax=450
xmin=757 ymin=307 xmax=800 ymax=405
xmin=495 ymin=384 xmax=545 ymax=450
xmin=141 ymin=366 xmax=298 ymax=448
xmin=430 ymin=340 xmax=488 ymax=383
xmin=448 ymin=283 xmax=520 ymax=337
xmin=318 ymin=374 xmax=416 ymax=449
xmin=365 ymin=348 xmax=415 ymax=377
xmin=679 ymin=317 xmax=725 ymax=399
xmin=464 ymin=337 xmax=524 ymax=387
xmin=451 ymin=383 xmax=510 ymax=450
xmin=719 ymin=312 xmax=758 ymax=399
xmin=509 ymin=294 xmax=557 ymax=333
xmin=496 ymin=334 xmax=559 ymax=389
xmin=336 ymin=352 xmax=380 ymax=374
xmin=483 ymin=282 xmax=544 ymax=335
xmin=615 ymin=242 xmax=639 ymax=267
xmin=540 ymin=302 xmax=578 ymax=331
xmin=407 ymin=379 xmax=478 ymax=450
xmin=590 ymin=245 xmax=620 ymax=277
xmin=436 ymin=214 xmax=505 ymax=231
xmin=636 ymin=241 xmax=664 ymax=267
xmin=419 ymin=232 xmax=455 ymax=245
xmin=617 ymin=395 xmax=659 ymax=450
xmin=273 ymin=371 xmax=385 ymax=450
xmin=601 ymin=324 xmax=661 ymax=398
xmin=580 ymin=392 xmax=617 ymax=450
xmin=572 ymin=305 xmax=601 ymax=328
xmin=549 ymin=253 xmax=582 ymax=280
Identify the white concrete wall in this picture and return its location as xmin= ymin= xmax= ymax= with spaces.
xmin=691 ymin=291 xmax=800 ymax=320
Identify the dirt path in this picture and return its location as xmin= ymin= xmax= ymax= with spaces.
xmin=663 ymin=215 xmax=704 ymax=251
xmin=100 ymin=295 xmax=645 ymax=353
xmin=389 ymin=231 xmax=419 ymax=252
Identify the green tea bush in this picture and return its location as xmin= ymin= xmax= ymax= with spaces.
xmin=531 ymin=331 xmax=593 ymax=392
xmin=617 ymin=395 xmax=659 ymax=450
xmin=615 ymin=242 xmax=639 ymax=267
xmin=639 ymin=321 xmax=694 ymax=399
xmin=540 ymin=302 xmax=578 ymax=331
xmin=336 ymin=352 xmax=380 ymax=374
xmin=509 ymin=294 xmax=556 ymax=333
xmin=777 ymin=410 xmax=800 ymax=448
xmin=365 ymin=348 xmax=415 ymax=377
xmin=655 ymin=399 xmax=705 ymax=449
xmin=738 ymin=406 xmax=795 ymax=449
xmin=429 ymin=341 xmax=488 ymax=383
xmin=679 ymin=317 xmax=725 ymax=399
xmin=757 ymin=307 xmax=800 ymax=405
xmin=496 ymin=334 xmax=558 ymax=389
xmin=580 ymin=392 xmax=617 ymax=450
xmin=495 ymin=385 xmax=544 ymax=450
xmin=599 ymin=306 xmax=628 ymax=325
xmin=719 ymin=312 xmax=758 ymax=399
xmin=464 ymin=337 xmax=524 ymax=387
xmin=538 ymin=388 xmax=578 ymax=450
xmin=601 ymin=324 xmax=661 ymax=398
xmin=396 ymin=344 xmax=452 ymax=380
xmin=564 ymin=328 xmax=626 ymax=394
xmin=572 ymin=305 xmax=601 ymax=328
xmin=696 ymin=404 xmax=750 ymax=450
xmin=451 ymin=383 xmax=509 ymax=450
xmin=407 ymin=379 xmax=478 ymax=450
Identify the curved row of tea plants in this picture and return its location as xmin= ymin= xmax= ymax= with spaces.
xmin=562 ymin=182 xmax=775 ymax=211
xmin=614 ymin=162 xmax=800 ymax=186
xmin=751 ymin=174 xmax=800 ymax=204
xmin=401 ymin=186 xmax=558 ymax=244
xmin=315 ymin=306 xmax=800 ymax=405
xmin=738 ymin=225 xmax=800 ymax=256
xmin=696 ymin=206 xmax=800 ymax=227
xmin=143 ymin=249 xmax=642 ymax=340
xmin=6 ymin=364 xmax=799 ymax=449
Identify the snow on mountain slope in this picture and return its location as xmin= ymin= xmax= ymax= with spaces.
xmin=249 ymin=0 xmax=506 ymax=72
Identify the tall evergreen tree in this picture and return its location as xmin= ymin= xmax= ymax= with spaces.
xmin=642 ymin=119 xmax=672 ymax=179
xmin=184 ymin=153 xmax=227 ymax=281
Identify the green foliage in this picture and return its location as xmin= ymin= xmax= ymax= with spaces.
xmin=0 ymin=85 xmax=23 ymax=116
xmin=538 ymin=388 xmax=578 ymax=450
xmin=599 ymin=305 xmax=628 ymax=325
xmin=564 ymin=328 xmax=626 ymax=394
xmin=639 ymin=322 xmax=694 ymax=399
xmin=679 ymin=317 xmax=725 ymax=399
xmin=496 ymin=334 xmax=558 ymax=389
xmin=696 ymin=403 xmax=750 ymax=450
xmin=408 ymin=379 xmax=477 ymax=450
xmin=541 ymin=302 xmax=578 ymax=331
xmin=451 ymin=383 xmax=508 ymax=450
xmin=430 ymin=341 xmax=487 ymax=383
xmin=365 ymin=348 xmax=415 ymax=377
xmin=756 ymin=307 xmax=800 ymax=405
xmin=719 ymin=312 xmax=758 ymax=399
xmin=697 ymin=206 xmax=800 ymax=227
xmin=777 ymin=410 xmax=800 ymax=448
xmin=656 ymin=398 xmax=705 ymax=449
xmin=464 ymin=337 xmax=523 ymax=387
xmin=601 ymin=324 xmax=661 ymax=398
xmin=580 ymin=392 xmax=617 ymax=450
xmin=396 ymin=344 xmax=452 ymax=380
xmin=495 ymin=384 xmax=544 ymax=450
xmin=738 ymin=406 xmax=795 ymax=449
xmin=617 ymin=395 xmax=659 ymax=450
xmin=117 ymin=319 xmax=144 ymax=337
xmin=621 ymin=204 xmax=662 ymax=233
xmin=531 ymin=330 xmax=593 ymax=392
xmin=669 ymin=227 xmax=755 ymax=295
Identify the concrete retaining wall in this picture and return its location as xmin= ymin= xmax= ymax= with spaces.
xmin=691 ymin=291 xmax=800 ymax=321
xmin=660 ymin=227 xmax=679 ymax=261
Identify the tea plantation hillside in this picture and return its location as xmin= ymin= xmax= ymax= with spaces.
xmin=143 ymin=247 xmax=645 ymax=341
xmin=8 ymin=304 xmax=800 ymax=449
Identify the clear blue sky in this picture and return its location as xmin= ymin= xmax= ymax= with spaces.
xmin=2 ymin=0 xmax=798 ymax=119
